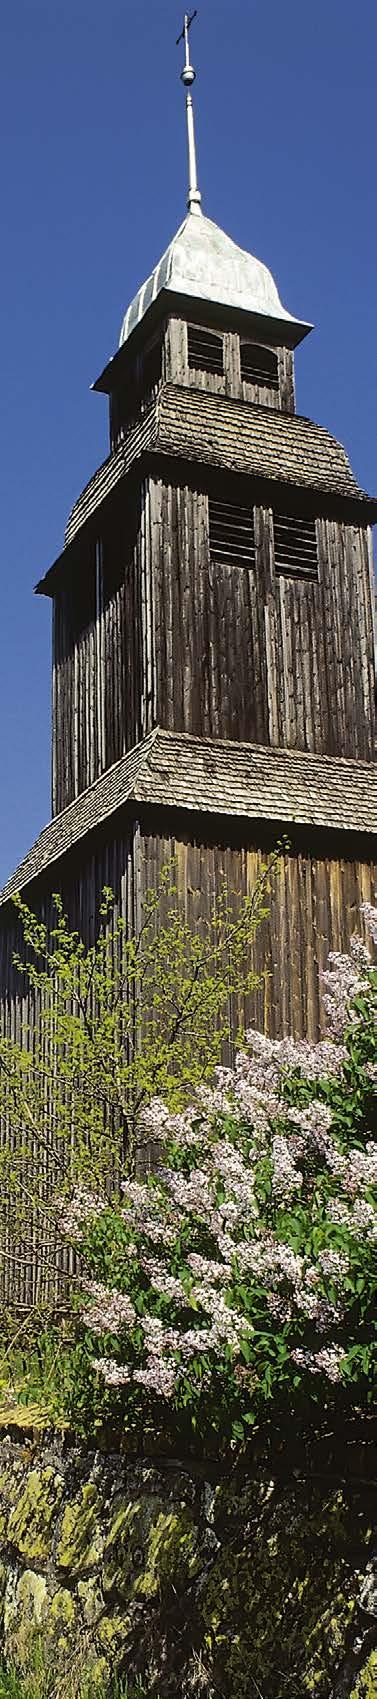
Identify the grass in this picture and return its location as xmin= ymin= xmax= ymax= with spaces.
xmin=0 ymin=1668 xmax=154 ymax=1699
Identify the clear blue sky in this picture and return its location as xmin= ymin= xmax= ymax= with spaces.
xmin=0 ymin=0 xmax=376 ymax=887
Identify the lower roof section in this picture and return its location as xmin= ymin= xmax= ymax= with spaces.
xmin=37 ymin=385 xmax=377 ymax=595
xmin=1 ymin=731 xmax=376 ymax=907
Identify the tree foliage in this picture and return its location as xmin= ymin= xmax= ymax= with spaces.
xmin=0 ymin=856 xmax=275 ymax=1305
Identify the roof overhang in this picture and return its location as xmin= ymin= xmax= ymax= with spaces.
xmin=93 ymin=287 xmax=313 ymax=396
xmin=1 ymin=730 xmax=376 ymax=907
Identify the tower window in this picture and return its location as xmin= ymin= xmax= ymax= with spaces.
xmin=209 ymin=498 xmax=255 ymax=569
xmin=273 ymin=513 xmax=318 ymax=581
xmin=241 ymin=342 xmax=279 ymax=390
xmin=188 ymin=326 xmax=224 ymax=377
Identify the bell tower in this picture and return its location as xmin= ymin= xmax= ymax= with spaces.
xmin=35 ymin=17 xmax=376 ymax=820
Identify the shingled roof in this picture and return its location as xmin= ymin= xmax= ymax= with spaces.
xmin=37 ymin=385 xmax=376 ymax=592
xmin=1 ymin=731 xmax=376 ymax=905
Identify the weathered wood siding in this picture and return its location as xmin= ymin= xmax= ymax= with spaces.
xmin=148 ymin=474 xmax=375 ymax=759
xmin=164 ymin=316 xmax=295 ymax=413
xmin=138 ymin=819 xmax=376 ymax=1043
xmin=52 ymin=485 xmax=153 ymax=815
xmin=52 ymin=465 xmax=375 ymax=817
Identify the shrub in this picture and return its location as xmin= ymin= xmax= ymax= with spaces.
xmin=60 ymin=907 xmax=376 ymax=1452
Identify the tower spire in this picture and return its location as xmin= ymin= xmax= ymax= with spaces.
xmin=176 ymin=11 xmax=202 ymax=215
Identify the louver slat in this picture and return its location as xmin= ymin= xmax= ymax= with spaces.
xmin=241 ymin=342 xmax=279 ymax=390
xmin=188 ymin=327 xmax=224 ymax=376
xmin=209 ymin=499 xmax=255 ymax=568
xmin=274 ymin=513 xmax=318 ymax=580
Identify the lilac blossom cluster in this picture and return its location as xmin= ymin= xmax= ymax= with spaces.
xmin=291 ymin=1346 xmax=344 ymax=1383
xmin=361 ymin=902 xmax=377 ymax=946
xmin=80 ymin=1280 xmax=136 ymax=1335
xmin=59 ymin=1186 xmax=105 ymax=1243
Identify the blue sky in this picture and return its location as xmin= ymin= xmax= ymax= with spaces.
xmin=0 ymin=0 xmax=376 ymax=887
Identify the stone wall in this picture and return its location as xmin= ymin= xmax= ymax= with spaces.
xmin=0 ymin=1421 xmax=375 ymax=1698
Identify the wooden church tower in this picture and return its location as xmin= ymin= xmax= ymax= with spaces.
xmin=1 ymin=16 xmax=376 ymax=1047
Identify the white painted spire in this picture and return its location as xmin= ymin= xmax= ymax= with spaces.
xmin=176 ymin=10 xmax=202 ymax=215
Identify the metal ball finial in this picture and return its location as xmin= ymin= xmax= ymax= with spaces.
xmin=181 ymin=62 xmax=196 ymax=86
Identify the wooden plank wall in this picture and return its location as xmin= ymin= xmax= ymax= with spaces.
xmin=148 ymin=474 xmax=375 ymax=759
xmin=52 ymin=486 xmax=152 ymax=816
xmin=139 ymin=821 xmax=376 ymax=1043
xmin=52 ymin=468 xmax=375 ymax=819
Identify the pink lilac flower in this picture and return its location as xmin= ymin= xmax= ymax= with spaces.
xmin=293 ymin=1288 xmax=343 ymax=1331
xmin=133 ymin=1362 xmax=176 ymax=1399
xmin=92 ymin=1357 xmax=131 ymax=1386
xmin=236 ymin=1237 xmax=303 ymax=1285
xmin=59 ymin=1187 xmax=105 ymax=1242
xmin=317 ymin=1248 xmax=349 ymax=1280
xmin=328 ymin=1198 xmax=377 ymax=1240
xmin=360 ymin=902 xmax=377 ymax=945
xmin=321 ymin=944 xmax=370 ymax=1040
xmin=291 ymin=1346 xmax=344 ymax=1383
xmin=187 ymin=1253 xmax=229 ymax=1284
xmin=80 ymin=1281 xmax=135 ymax=1335
xmin=271 ymin=1135 xmax=303 ymax=1200
xmin=245 ymin=1030 xmax=346 ymax=1082
xmin=141 ymin=1259 xmax=186 ymax=1303
xmin=191 ymin=1286 xmax=253 ymax=1347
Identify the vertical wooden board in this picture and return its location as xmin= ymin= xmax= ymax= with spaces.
xmin=170 ymin=483 xmax=184 ymax=729
xmin=165 ymin=317 xmax=187 ymax=384
xmin=302 ymin=854 xmax=320 ymax=1040
xmin=278 ymin=346 xmax=296 ymax=415
xmin=264 ymin=597 xmax=280 ymax=747
xmin=298 ymin=585 xmax=314 ymax=751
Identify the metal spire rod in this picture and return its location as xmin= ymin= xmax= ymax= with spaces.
xmin=177 ymin=11 xmax=202 ymax=215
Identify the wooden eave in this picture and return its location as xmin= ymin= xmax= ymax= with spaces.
xmin=1 ymin=730 xmax=376 ymax=908
xmin=36 ymin=386 xmax=377 ymax=599
xmin=93 ymin=288 xmax=313 ymax=395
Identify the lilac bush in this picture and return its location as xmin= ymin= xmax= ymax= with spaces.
xmin=63 ymin=906 xmax=376 ymax=1447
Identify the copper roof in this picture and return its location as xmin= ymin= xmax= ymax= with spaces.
xmin=118 ymin=212 xmax=311 ymax=351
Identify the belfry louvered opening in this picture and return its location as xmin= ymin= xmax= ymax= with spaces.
xmin=240 ymin=341 xmax=279 ymax=390
xmin=209 ymin=498 xmax=255 ymax=569
xmin=188 ymin=326 xmax=224 ymax=376
xmin=273 ymin=512 xmax=319 ymax=581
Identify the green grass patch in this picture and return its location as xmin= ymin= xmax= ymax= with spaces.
xmin=0 ymin=1667 xmax=154 ymax=1699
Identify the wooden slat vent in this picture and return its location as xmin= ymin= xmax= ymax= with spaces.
xmin=209 ymin=499 xmax=255 ymax=569
xmin=241 ymin=341 xmax=279 ymax=390
xmin=274 ymin=513 xmax=318 ymax=580
xmin=188 ymin=326 xmax=224 ymax=376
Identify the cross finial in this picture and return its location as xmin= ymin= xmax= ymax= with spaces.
xmin=176 ymin=11 xmax=202 ymax=215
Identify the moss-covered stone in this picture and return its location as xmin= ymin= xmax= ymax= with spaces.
xmin=103 ymin=1493 xmax=199 ymax=1603
xmin=202 ymin=1473 xmax=374 ymax=1699
xmin=77 ymin=1576 xmax=104 ymax=1626
xmin=7 ymin=1467 xmax=64 ymax=1563
xmin=4 ymin=1569 xmax=48 ymax=1666
xmin=56 ymin=1481 xmax=103 ymax=1575
xmin=97 ymin=1610 xmax=133 ymax=1652
xmin=0 ymin=1433 xmax=375 ymax=1697
xmin=351 ymin=1652 xmax=377 ymax=1699
xmin=42 ymin=1585 xmax=78 ymax=1665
